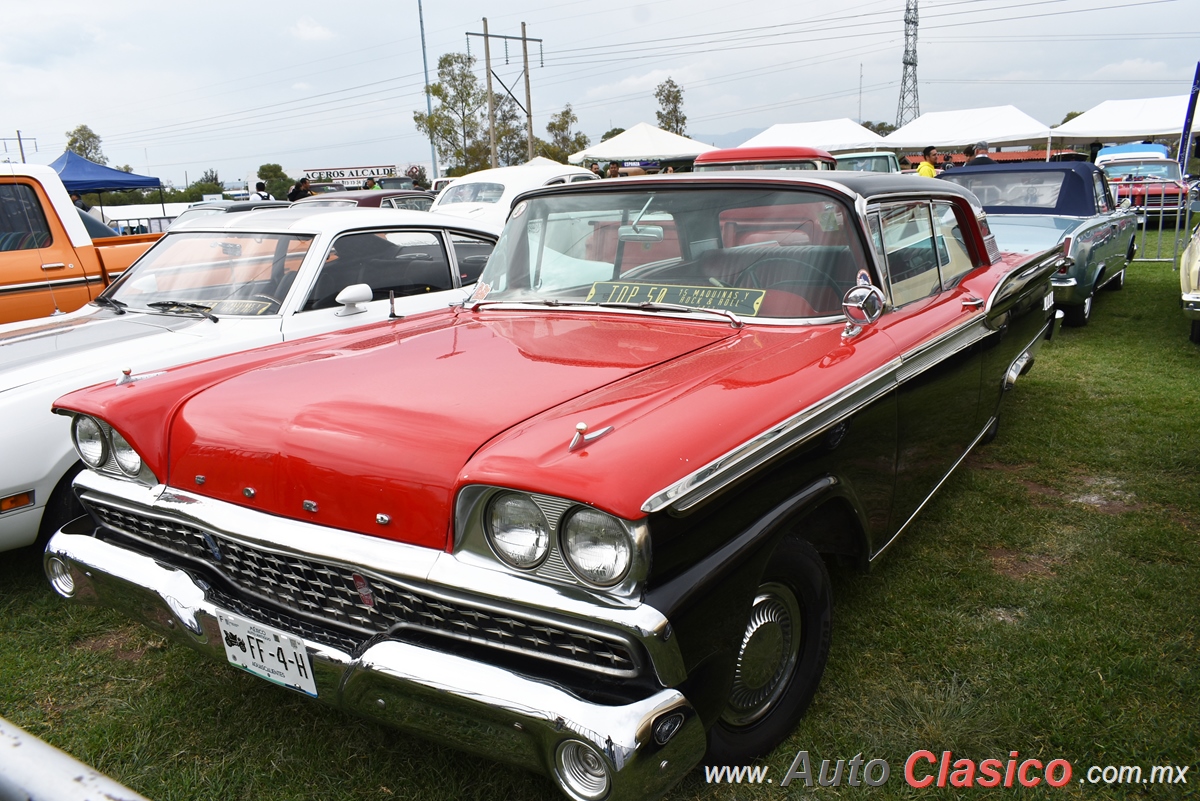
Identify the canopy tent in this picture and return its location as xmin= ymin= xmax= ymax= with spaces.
xmin=739 ymin=119 xmax=886 ymax=153
xmin=49 ymin=151 xmax=161 ymax=193
xmin=568 ymin=122 xmax=717 ymax=164
xmin=48 ymin=151 xmax=165 ymax=219
xmin=883 ymin=106 xmax=1052 ymax=149
xmin=1051 ymin=96 xmax=1200 ymax=144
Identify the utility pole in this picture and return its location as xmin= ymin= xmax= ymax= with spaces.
xmin=467 ymin=23 xmax=544 ymax=167
xmin=523 ymin=22 xmax=534 ymax=160
xmin=895 ymin=0 xmax=920 ymax=127
xmin=483 ymin=18 xmax=497 ymax=169
xmin=418 ymin=0 xmax=438 ymax=180
xmin=1 ymin=131 xmax=37 ymax=163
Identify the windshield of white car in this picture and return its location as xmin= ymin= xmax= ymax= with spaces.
xmin=1101 ymin=161 xmax=1182 ymax=182
xmin=103 ymin=232 xmax=315 ymax=316
xmin=471 ymin=187 xmax=868 ymax=319
xmin=438 ymin=182 xmax=505 ymax=205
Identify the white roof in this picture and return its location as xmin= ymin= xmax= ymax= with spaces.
xmin=883 ymin=105 xmax=1052 ymax=149
xmin=568 ymin=122 xmax=718 ymax=164
xmin=1051 ymin=96 xmax=1200 ymax=143
xmin=739 ymin=119 xmax=886 ymax=153
xmin=100 ymin=202 xmax=192 ymax=222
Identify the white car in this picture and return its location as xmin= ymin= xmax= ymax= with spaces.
xmin=429 ymin=162 xmax=597 ymax=227
xmin=0 ymin=207 xmax=499 ymax=552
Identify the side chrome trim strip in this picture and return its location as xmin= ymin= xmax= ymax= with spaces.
xmin=641 ymin=358 xmax=901 ymax=514
xmin=896 ymin=314 xmax=990 ymax=385
xmin=0 ymin=274 xmax=95 ymax=296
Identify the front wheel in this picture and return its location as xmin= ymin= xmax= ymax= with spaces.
xmin=1190 ymin=319 xmax=1200 ymax=344
xmin=1106 ymin=269 xmax=1124 ymax=291
xmin=706 ymin=538 xmax=832 ymax=764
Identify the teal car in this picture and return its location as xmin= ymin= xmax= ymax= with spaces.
xmin=941 ymin=161 xmax=1137 ymax=326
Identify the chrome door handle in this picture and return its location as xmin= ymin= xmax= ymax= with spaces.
xmin=40 ymin=262 xmax=67 ymax=270
xmin=962 ymin=297 xmax=984 ymax=309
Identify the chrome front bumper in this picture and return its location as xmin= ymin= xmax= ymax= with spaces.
xmin=44 ymin=523 xmax=706 ymax=801
xmin=1182 ymin=291 xmax=1200 ymax=321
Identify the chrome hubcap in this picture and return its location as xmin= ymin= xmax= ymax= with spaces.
xmin=721 ymin=582 xmax=802 ymax=727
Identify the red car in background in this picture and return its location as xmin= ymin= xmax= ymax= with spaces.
xmin=693 ymin=145 xmax=838 ymax=171
xmin=1096 ymin=144 xmax=1187 ymax=222
xmin=291 ymin=188 xmax=436 ymax=211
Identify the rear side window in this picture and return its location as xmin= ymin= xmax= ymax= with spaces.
xmin=932 ymin=201 xmax=976 ymax=288
xmin=0 ymin=184 xmax=52 ymax=251
xmin=449 ymin=232 xmax=495 ymax=284
xmin=879 ymin=202 xmax=940 ymax=306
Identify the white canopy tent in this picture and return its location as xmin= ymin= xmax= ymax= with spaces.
xmin=883 ymin=105 xmax=1052 ymax=149
xmin=1051 ymin=96 xmax=1200 ymax=144
xmin=568 ymin=122 xmax=717 ymax=164
xmin=739 ymin=119 xmax=886 ymax=153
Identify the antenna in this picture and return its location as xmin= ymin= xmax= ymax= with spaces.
xmin=895 ymin=0 xmax=920 ymax=127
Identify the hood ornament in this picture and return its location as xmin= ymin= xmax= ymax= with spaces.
xmin=569 ymin=421 xmax=614 ymax=452
xmin=115 ymin=368 xmax=165 ymax=386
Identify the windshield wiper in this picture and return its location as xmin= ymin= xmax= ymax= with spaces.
xmin=598 ymin=301 xmax=745 ymax=328
xmin=146 ymin=300 xmax=219 ymax=322
xmin=91 ymin=296 xmax=127 ymax=315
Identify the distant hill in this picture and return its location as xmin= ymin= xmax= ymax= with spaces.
xmin=690 ymin=128 xmax=765 ymax=149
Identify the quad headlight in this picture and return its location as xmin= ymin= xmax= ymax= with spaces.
xmin=561 ymin=507 xmax=632 ymax=587
xmin=485 ymin=492 xmax=550 ymax=569
xmin=109 ymin=429 xmax=142 ymax=477
xmin=72 ymin=416 xmax=108 ymax=468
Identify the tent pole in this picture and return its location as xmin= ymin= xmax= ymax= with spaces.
xmin=1046 ymin=131 xmax=1051 ymax=162
xmin=158 ymin=185 xmax=166 ymax=216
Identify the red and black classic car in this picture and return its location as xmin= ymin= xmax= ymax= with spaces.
xmin=46 ymin=173 xmax=1057 ymax=801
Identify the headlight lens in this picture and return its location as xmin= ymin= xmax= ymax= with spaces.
xmin=110 ymin=430 xmax=142 ymax=477
xmin=561 ymin=508 xmax=632 ymax=587
xmin=72 ymin=416 xmax=108 ymax=468
xmin=485 ymin=493 xmax=550 ymax=569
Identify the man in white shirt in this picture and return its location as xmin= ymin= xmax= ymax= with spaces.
xmin=250 ymin=181 xmax=274 ymax=200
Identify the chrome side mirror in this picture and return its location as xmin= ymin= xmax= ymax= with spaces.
xmin=842 ymin=284 xmax=886 ymax=338
xmin=334 ymin=283 xmax=373 ymax=316
xmin=1119 ymin=198 xmax=1132 ymax=211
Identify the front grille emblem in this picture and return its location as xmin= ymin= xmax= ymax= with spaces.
xmin=352 ymin=573 xmax=375 ymax=607
xmin=202 ymin=532 xmax=223 ymax=562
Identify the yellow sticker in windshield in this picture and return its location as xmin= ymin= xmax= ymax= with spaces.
xmin=586 ymin=282 xmax=765 ymax=316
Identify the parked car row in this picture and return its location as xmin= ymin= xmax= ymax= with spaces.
xmin=21 ymin=166 xmax=1067 ymax=801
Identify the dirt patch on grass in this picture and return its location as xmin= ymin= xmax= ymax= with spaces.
xmin=1071 ymin=476 xmax=1142 ymax=514
xmin=987 ymin=547 xmax=1060 ymax=579
xmin=77 ymin=627 xmax=159 ymax=662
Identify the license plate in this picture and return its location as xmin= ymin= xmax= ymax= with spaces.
xmin=217 ymin=611 xmax=317 ymax=697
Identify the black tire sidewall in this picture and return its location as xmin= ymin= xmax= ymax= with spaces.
xmin=705 ymin=537 xmax=832 ymax=764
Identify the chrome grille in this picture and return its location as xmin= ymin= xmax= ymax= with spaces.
xmin=88 ymin=501 xmax=638 ymax=677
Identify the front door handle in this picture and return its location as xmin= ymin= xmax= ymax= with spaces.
xmin=40 ymin=262 xmax=67 ymax=271
xmin=962 ymin=297 xmax=984 ymax=309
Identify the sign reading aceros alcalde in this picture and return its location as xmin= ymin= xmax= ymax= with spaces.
xmin=302 ymin=165 xmax=398 ymax=186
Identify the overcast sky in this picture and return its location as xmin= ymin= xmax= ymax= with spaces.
xmin=2 ymin=0 xmax=1196 ymax=186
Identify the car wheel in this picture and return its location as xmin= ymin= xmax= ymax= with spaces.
xmin=705 ymin=537 xmax=832 ymax=764
xmin=1107 ymin=269 xmax=1124 ymax=291
xmin=1063 ymin=295 xmax=1092 ymax=327
xmin=980 ymin=415 xmax=1000 ymax=445
xmin=1191 ymin=320 xmax=1200 ymax=344
xmin=35 ymin=462 xmax=85 ymax=549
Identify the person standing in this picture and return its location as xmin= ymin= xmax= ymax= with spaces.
xmin=287 ymin=178 xmax=315 ymax=201
xmin=606 ymin=162 xmax=621 ymax=178
xmin=362 ymin=177 xmax=379 ymax=190
xmin=250 ymin=182 xmax=274 ymax=200
xmin=916 ymin=146 xmax=939 ymax=178
xmin=589 ymin=163 xmax=602 ymax=178
xmin=965 ymin=142 xmax=997 ymax=167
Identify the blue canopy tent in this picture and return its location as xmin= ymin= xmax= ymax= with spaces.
xmin=48 ymin=151 xmax=166 ymax=224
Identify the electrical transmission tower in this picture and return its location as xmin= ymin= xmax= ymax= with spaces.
xmin=895 ymin=0 xmax=920 ymax=127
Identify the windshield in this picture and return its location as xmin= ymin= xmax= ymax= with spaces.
xmin=104 ymin=231 xmax=314 ymax=315
xmin=695 ymin=162 xmax=821 ymax=171
xmin=1102 ymin=161 xmax=1182 ymax=182
xmin=472 ymin=187 xmax=867 ymax=319
xmin=837 ymin=156 xmax=894 ymax=173
xmin=439 ymin=182 xmax=505 ymax=205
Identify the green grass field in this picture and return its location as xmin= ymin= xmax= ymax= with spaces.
xmin=2 ymin=257 xmax=1196 ymax=800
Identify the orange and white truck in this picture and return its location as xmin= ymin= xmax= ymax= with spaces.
xmin=0 ymin=163 xmax=160 ymax=324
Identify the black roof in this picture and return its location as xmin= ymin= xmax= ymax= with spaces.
xmin=939 ymin=160 xmax=1105 ymax=179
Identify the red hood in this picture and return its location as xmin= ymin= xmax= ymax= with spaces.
xmin=56 ymin=309 xmax=902 ymax=552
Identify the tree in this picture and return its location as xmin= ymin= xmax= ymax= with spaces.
xmin=258 ymin=163 xmax=293 ymax=200
xmin=494 ymin=94 xmax=529 ymax=166
xmin=65 ymin=124 xmax=107 ymax=165
xmin=861 ymin=120 xmax=897 ymax=136
xmin=200 ymin=168 xmax=220 ymax=186
xmin=1059 ymin=111 xmax=1083 ymax=126
xmin=537 ymin=105 xmax=590 ymax=164
xmin=601 ymin=127 xmax=625 ymax=142
xmin=654 ymin=79 xmax=686 ymax=136
xmin=413 ymin=53 xmax=489 ymax=175
xmin=117 ymin=164 xmax=133 ymax=173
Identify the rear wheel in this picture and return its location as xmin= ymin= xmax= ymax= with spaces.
xmin=1063 ymin=294 xmax=1093 ymax=327
xmin=706 ymin=538 xmax=832 ymax=764
xmin=1190 ymin=320 xmax=1200 ymax=344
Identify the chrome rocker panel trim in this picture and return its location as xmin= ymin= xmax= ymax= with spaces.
xmin=45 ymin=526 xmax=706 ymax=801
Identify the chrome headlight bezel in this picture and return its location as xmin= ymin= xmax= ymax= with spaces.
xmin=109 ymin=429 xmax=143 ymax=478
xmin=71 ymin=415 xmax=108 ymax=468
xmin=66 ymin=413 xmax=159 ymax=486
xmin=455 ymin=486 xmax=651 ymax=601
